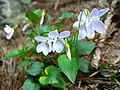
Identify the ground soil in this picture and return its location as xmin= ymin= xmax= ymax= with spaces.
xmin=0 ymin=0 xmax=120 ymax=90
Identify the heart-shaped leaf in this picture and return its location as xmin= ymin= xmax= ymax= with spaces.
xmin=58 ymin=55 xmax=79 ymax=83
xmin=76 ymin=40 xmax=96 ymax=55
xmin=23 ymin=79 xmax=40 ymax=90
xmin=26 ymin=9 xmax=42 ymax=24
xmin=39 ymin=66 xmax=66 ymax=88
xmin=79 ymin=58 xmax=90 ymax=73
xmin=18 ymin=60 xmax=32 ymax=68
xmin=27 ymin=61 xmax=44 ymax=76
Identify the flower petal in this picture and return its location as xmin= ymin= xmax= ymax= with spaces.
xmin=65 ymin=43 xmax=71 ymax=60
xmin=73 ymin=21 xmax=79 ymax=29
xmin=5 ymin=32 xmax=14 ymax=40
xmin=22 ymin=24 xmax=29 ymax=32
xmin=86 ymin=23 xmax=95 ymax=39
xmin=48 ymin=41 xmax=52 ymax=52
xmin=99 ymin=8 xmax=109 ymax=17
xmin=59 ymin=31 xmax=70 ymax=38
xmin=48 ymin=31 xmax=59 ymax=38
xmin=42 ymin=46 xmax=50 ymax=56
xmin=4 ymin=25 xmax=14 ymax=34
xmin=78 ymin=9 xmax=88 ymax=23
xmin=94 ymin=20 xmax=105 ymax=33
xmin=36 ymin=43 xmax=50 ymax=56
xmin=90 ymin=8 xmax=99 ymax=17
xmin=35 ymin=36 xmax=47 ymax=42
xmin=53 ymin=39 xmax=64 ymax=53
xmin=36 ymin=43 xmax=43 ymax=53
xmin=78 ymin=27 xmax=87 ymax=40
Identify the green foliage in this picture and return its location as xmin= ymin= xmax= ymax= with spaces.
xmin=23 ymin=79 xmax=40 ymax=90
xmin=39 ymin=66 xmax=66 ymax=88
xmin=27 ymin=61 xmax=44 ymax=76
xmin=25 ymin=41 xmax=35 ymax=47
xmin=115 ymin=87 xmax=120 ymax=90
xmin=52 ymin=23 xmax=63 ymax=30
xmin=1 ymin=8 xmax=104 ymax=89
xmin=59 ymin=11 xmax=73 ymax=20
xmin=39 ymin=25 xmax=51 ymax=35
xmin=44 ymin=66 xmax=60 ymax=76
xmin=110 ymin=74 xmax=117 ymax=81
xmin=1 ymin=46 xmax=36 ymax=61
xmin=76 ymin=40 xmax=96 ymax=55
xmin=58 ymin=54 xmax=79 ymax=83
xmin=99 ymin=64 xmax=105 ymax=72
xmin=26 ymin=9 xmax=42 ymax=24
xmin=18 ymin=59 xmax=32 ymax=68
xmin=26 ymin=47 xmax=36 ymax=54
xmin=0 ymin=49 xmax=24 ymax=60
xmin=79 ymin=58 xmax=90 ymax=73
xmin=25 ymin=29 xmax=37 ymax=38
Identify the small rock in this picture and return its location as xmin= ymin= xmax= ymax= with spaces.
xmin=21 ymin=0 xmax=31 ymax=4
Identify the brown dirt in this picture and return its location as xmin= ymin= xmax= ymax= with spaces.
xmin=0 ymin=0 xmax=120 ymax=90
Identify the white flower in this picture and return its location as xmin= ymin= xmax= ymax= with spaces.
xmin=48 ymin=30 xmax=70 ymax=53
xmin=73 ymin=8 xmax=109 ymax=40
xmin=73 ymin=9 xmax=89 ymax=29
xmin=35 ymin=36 xmax=52 ymax=56
xmin=4 ymin=25 xmax=14 ymax=40
xmin=35 ymin=30 xmax=70 ymax=56
xmin=40 ymin=10 xmax=45 ymax=25
xmin=65 ymin=40 xmax=71 ymax=60
xmin=22 ymin=24 xmax=29 ymax=32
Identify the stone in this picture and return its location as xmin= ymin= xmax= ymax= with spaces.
xmin=0 ymin=0 xmax=31 ymax=25
xmin=21 ymin=0 xmax=31 ymax=4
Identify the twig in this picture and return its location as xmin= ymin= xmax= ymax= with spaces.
xmin=115 ymin=79 xmax=120 ymax=86
xmin=78 ymin=81 xmax=82 ymax=89
xmin=89 ymin=71 xmax=99 ymax=77
xmin=54 ymin=0 xmax=59 ymax=11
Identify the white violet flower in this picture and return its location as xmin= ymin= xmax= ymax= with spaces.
xmin=73 ymin=8 xmax=109 ymax=40
xmin=4 ymin=25 xmax=14 ymax=40
xmin=48 ymin=30 xmax=70 ymax=53
xmin=40 ymin=10 xmax=45 ymax=26
xmin=35 ymin=36 xmax=52 ymax=56
xmin=35 ymin=30 xmax=70 ymax=56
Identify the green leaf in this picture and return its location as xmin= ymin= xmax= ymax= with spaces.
xmin=115 ymin=87 xmax=120 ymax=90
xmin=79 ymin=58 xmax=90 ymax=73
xmin=26 ymin=12 xmax=39 ymax=24
xmin=25 ymin=47 xmax=36 ymax=54
xmin=23 ymin=79 xmax=40 ymax=90
xmin=0 ymin=47 xmax=36 ymax=61
xmin=33 ymin=9 xmax=42 ymax=18
xmin=52 ymin=77 xmax=66 ymax=88
xmin=39 ymin=25 xmax=51 ymax=34
xmin=18 ymin=60 xmax=32 ymax=68
xmin=76 ymin=40 xmax=96 ymax=55
xmin=25 ymin=41 xmax=35 ymax=47
xmin=52 ymin=23 xmax=63 ymax=30
xmin=26 ymin=9 xmax=42 ymax=24
xmin=25 ymin=29 xmax=37 ymax=38
xmin=0 ymin=49 xmax=24 ymax=60
xmin=40 ymin=76 xmax=59 ymax=85
xmin=27 ymin=61 xmax=44 ymax=76
xmin=58 ymin=55 xmax=79 ymax=83
xmin=71 ymin=43 xmax=79 ymax=58
xmin=39 ymin=66 xmax=66 ymax=88
xmin=59 ymin=11 xmax=73 ymax=20
xmin=99 ymin=64 xmax=105 ymax=72
xmin=45 ymin=66 xmax=60 ymax=76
